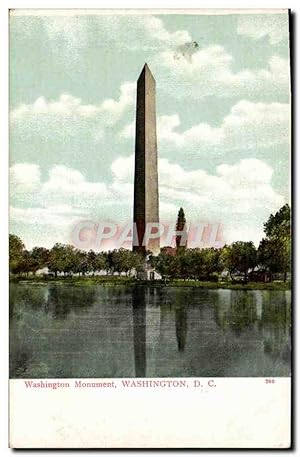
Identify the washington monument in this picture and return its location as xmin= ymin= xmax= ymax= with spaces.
xmin=133 ymin=64 xmax=160 ymax=256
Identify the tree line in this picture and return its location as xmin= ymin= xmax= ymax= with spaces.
xmin=9 ymin=241 xmax=145 ymax=277
xmin=9 ymin=204 xmax=291 ymax=282
xmin=152 ymin=204 xmax=290 ymax=282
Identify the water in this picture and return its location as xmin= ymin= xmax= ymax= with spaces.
xmin=9 ymin=283 xmax=291 ymax=378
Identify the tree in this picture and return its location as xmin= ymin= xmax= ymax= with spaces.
xmin=94 ymin=252 xmax=109 ymax=274
xmin=177 ymin=250 xmax=194 ymax=279
xmin=264 ymin=204 xmax=290 ymax=239
xmin=261 ymin=204 xmax=291 ymax=281
xmin=131 ymin=252 xmax=144 ymax=276
xmin=110 ymin=248 xmax=141 ymax=276
xmin=153 ymin=252 xmax=179 ymax=280
xmin=176 ymin=248 xmax=222 ymax=280
xmin=176 ymin=207 xmax=187 ymax=251
xmin=87 ymin=250 xmax=97 ymax=275
xmin=48 ymin=244 xmax=64 ymax=277
xmin=103 ymin=251 xmax=115 ymax=275
xmin=61 ymin=245 xmax=77 ymax=276
xmin=9 ymin=234 xmax=25 ymax=274
xmin=220 ymin=241 xmax=257 ymax=281
xmin=87 ymin=250 xmax=108 ymax=275
xmin=29 ymin=247 xmax=49 ymax=274
xmin=257 ymin=238 xmax=287 ymax=278
xmin=20 ymin=250 xmax=34 ymax=276
xmin=74 ymin=250 xmax=90 ymax=276
xmin=201 ymin=248 xmax=222 ymax=278
xmin=48 ymin=243 xmax=77 ymax=277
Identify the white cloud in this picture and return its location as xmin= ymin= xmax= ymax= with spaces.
xmin=237 ymin=14 xmax=289 ymax=45
xmin=120 ymin=122 xmax=135 ymax=140
xmin=156 ymin=45 xmax=289 ymax=99
xmin=41 ymin=165 xmax=109 ymax=213
xmin=10 ymin=82 xmax=136 ymax=146
xmin=41 ymin=15 xmax=191 ymax=54
xmin=121 ymin=113 xmax=185 ymax=147
xmin=157 ymin=157 xmax=285 ymax=245
xmin=10 ymin=163 xmax=41 ymax=190
xmin=156 ymin=114 xmax=185 ymax=147
xmin=122 ymin=100 xmax=290 ymax=154
xmin=139 ymin=16 xmax=191 ymax=48
xmin=216 ymin=159 xmax=273 ymax=187
xmin=220 ymin=100 xmax=290 ymax=150
xmin=91 ymin=154 xmax=285 ymax=244
xmin=10 ymin=156 xmax=285 ymax=248
xmin=11 ymin=82 xmax=135 ymax=125
xmin=111 ymin=155 xmax=134 ymax=183
xmin=11 ymin=163 xmax=116 ymax=215
xmin=10 ymin=205 xmax=83 ymax=228
xmin=10 ymin=159 xmax=133 ymax=232
xmin=42 ymin=15 xmax=89 ymax=56
xmin=9 ymin=163 xmax=42 ymax=207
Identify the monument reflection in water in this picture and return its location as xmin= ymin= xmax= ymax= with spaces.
xmin=132 ymin=286 xmax=188 ymax=377
xmin=132 ymin=286 xmax=146 ymax=377
xmin=9 ymin=283 xmax=291 ymax=378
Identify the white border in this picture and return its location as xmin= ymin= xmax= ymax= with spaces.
xmin=9 ymin=378 xmax=291 ymax=448
xmin=10 ymin=8 xmax=287 ymax=15
xmin=1 ymin=1 xmax=298 ymax=455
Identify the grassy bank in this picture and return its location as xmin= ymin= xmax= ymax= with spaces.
xmin=167 ymin=279 xmax=291 ymax=290
xmin=10 ymin=275 xmax=291 ymax=290
xmin=10 ymin=275 xmax=134 ymax=286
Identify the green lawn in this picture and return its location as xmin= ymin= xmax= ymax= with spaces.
xmin=10 ymin=275 xmax=291 ymax=290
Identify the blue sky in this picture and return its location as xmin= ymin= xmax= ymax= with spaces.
xmin=9 ymin=10 xmax=290 ymax=249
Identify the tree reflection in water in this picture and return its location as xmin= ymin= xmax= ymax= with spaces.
xmin=132 ymin=286 xmax=146 ymax=377
xmin=47 ymin=285 xmax=96 ymax=318
xmin=175 ymin=304 xmax=187 ymax=352
xmin=10 ymin=283 xmax=291 ymax=378
xmin=213 ymin=289 xmax=291 ymax=373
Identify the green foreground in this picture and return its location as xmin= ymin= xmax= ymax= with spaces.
xmin=11 ymin=275 xmax=291 ymax=290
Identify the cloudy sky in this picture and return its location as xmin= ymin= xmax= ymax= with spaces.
xmin=9 ymin=10 xmax=290 ymax=249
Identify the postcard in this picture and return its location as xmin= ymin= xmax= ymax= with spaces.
xmin=9 ymin=9 xmax=291 ymax=448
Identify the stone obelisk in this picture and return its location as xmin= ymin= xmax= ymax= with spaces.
xmin=133 ymin=64 xmax=159 ymax=256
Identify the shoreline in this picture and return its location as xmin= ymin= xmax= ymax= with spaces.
xmin=10 ymin=276 xmax=291 ymax=290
